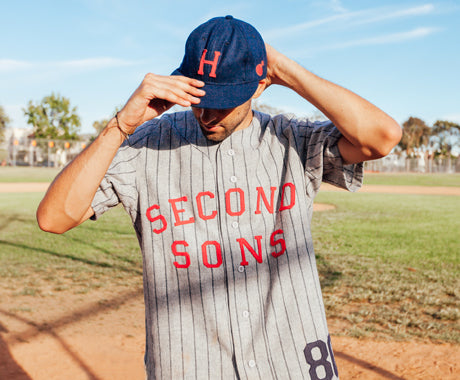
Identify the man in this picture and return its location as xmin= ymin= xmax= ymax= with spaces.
xmin=37 ymin=16 xmax=401 ymax=379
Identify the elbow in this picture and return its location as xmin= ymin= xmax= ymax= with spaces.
xmin=36 ymin=207 xmax=69 ymax=235
xmin=370 ymin=120 xmax=402 ymax=159
xmin=37 ymin=215 xmax=66 ymax=235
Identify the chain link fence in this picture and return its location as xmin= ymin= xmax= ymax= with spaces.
xmin=3 ymin=137 xmax=460 ymax=174
xmin=4 ymin=137 xmax=90 ymax=168
xmin=364 ymin=153 xmax=460 ymax=173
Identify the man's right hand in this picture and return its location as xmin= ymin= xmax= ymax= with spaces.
xmin=115 ymin=74 xmax=206 ymax=135
xmin=36 ymin=73 xmax=206 ymax=234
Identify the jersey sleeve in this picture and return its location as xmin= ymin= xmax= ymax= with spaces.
xmin=90 ymin=141 xmax=140 ymax=221
xmin=314 ymin=121 xmax=364 ymax=191
xmin=274 ymin=114 xmax=363 ymax=193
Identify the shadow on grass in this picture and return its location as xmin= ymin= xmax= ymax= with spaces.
xmin=0 ymin=287 xmax=143 ymax=380
xmin=316 ymin=253 xmax=343 ymax=288
xmin=0 ymin=240 xmax=142 ymax=276
xmin=0 ymin=214 xmax=31 ymax=232
xmin=63 ymin=234 xmax=141 ymax=266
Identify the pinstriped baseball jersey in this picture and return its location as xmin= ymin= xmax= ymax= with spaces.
xmin=91 ymin=110 xmax=363 ymax=379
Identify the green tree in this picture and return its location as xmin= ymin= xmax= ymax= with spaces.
xmin=398 ymin=117 xmax=430 ymax=156
xmin=0 ymin=105 xmax=11 ymax=143
xmin=23 ymin=93 xmax=81 ymax=140
xmin=430 ymin=120 xmax=460 ymax=158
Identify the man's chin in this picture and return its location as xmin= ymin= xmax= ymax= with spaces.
xmin=200 ymin=127 xmax=227 ymax=142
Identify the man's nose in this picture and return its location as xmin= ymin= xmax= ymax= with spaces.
xmin=199 ymin=109 xmax=218 ymax=125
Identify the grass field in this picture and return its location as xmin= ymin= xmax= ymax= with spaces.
xmin=313 ymin=191 xmax=459 ymax=343
xmin=2 ymin=166 xmax=460 ymax=187
xmin=0 ymin=167 xmax=61 ymax=183
xmin=0 ymin=170 xmax=458 ymax=344
xmin=363 ymin=172 xmax=460 ymax=187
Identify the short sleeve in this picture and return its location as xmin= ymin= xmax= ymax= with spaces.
xmin=276 ymin=116 xmax=363 ymax=193
xmin=91 ymin=142 xmax=139 ymax=220
xmin=321 ymin=124 xmax=363 ymax=191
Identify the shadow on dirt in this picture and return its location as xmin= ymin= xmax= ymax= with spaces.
xmin=0 ymin=287 xmax=143 ymax=380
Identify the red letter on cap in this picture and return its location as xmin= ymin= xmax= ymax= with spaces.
xmin=197 ymin=49 xmax=221 ymax=78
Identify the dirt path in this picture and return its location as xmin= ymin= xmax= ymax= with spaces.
xmin=1 ymin=287 xmax=458 ymax=380
xmin=1 ymin=182 xmax=458 ymax=379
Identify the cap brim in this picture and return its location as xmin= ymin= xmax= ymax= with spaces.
xmin=172 ymin=69 xmax=259 ymax=109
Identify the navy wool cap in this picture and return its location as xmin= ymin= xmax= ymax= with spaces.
xmin=172 ymin=16 xmax=267 ymax=109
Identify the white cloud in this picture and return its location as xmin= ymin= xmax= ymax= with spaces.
xmin=350 ymin=4 xmax=434 ymax=26
xmin=322 ymin=27 xmax=439 ymax=50
xmin=329 ymin=0 xmax=347 ymax=14
xmin=0 ymin=57 xmax=139 ymax=73
xmin=263 ymin=13 xmax=349 ymax=40
xmin=264 ymin=3 xmax=436 ymax=40
xmin=56 ymin=57 xmax=138 ymax=70
xmin=0 ymin=59 xmax=33 ymax=72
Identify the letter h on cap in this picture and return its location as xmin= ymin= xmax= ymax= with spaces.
xmin=197 ymin=49 xmax=221 ymax=78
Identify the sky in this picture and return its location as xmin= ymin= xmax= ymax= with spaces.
xmin=1 ymin=0 xmax=459 ymax=135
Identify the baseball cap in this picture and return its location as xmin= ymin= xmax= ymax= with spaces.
xmin=172 ymin=15 xmax=267 ymax=109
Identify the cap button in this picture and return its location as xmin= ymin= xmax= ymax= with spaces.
xmin=225 ymin=15 xmax=233 ymax=20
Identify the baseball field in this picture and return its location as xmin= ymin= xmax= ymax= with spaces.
xmin=0 ymin=167 xmax=458 ymax=379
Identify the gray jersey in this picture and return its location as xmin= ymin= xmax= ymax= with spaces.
xmin=91 ymin=110 xmax=363 ymax=379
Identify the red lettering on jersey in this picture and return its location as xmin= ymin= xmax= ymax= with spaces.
xmin=270 ymin=229 xmax=286 ymax=258
xmin=172 ymin=241 xmax=191 ymax=268
xmin=237 ymin=236 xmax=263 ymax=265
xmin=201 ymin=241 xmax=223 ymax=268
xmin=279 ymin=183 xmax=296 ymax=211
xmin=255 ymin=186 xmax=277 ymax=214
xmin=196 ymin=191 xmax=218 ymax=220
xmin=197 ymin=49 xmax=221 ymax=78
xmin=225 ymin=188 xmax=245 ymax=216
xmin=146 ymin=204 xmax=167 ymax=234
xmin=169 ymin=196 xmax=195 ymax=226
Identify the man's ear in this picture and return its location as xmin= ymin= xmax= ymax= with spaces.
xmin=252 ymin=79 xmax=267 ymax=99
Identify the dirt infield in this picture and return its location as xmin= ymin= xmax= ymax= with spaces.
xmin=1 ymin=182 xmax=459 ymax=379
xmin=1 ymin=285 xmax=458 ymax=380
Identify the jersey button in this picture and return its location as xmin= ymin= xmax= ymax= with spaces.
xmin=230 ymin=175 xmax=237 ymax=183
xmin=242 ymin=310 xmax=249 ymax=318
xmin=237 ymin=265 xmax=245 ymax=273
xmin=232 ymin=221 xmax=239 ymax=229
xmin=248 ymin=360 xmax=256 ymax=368
xmin=228 ymin=149 xmax=235 ymax=156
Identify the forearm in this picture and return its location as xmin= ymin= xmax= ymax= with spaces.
xmin=37 ymin=73 xmax=205 ymax=234
xmin=268 ymin=49 xmax=401 ymax=163
xmin=37 ymin=118 xmax=124 ymax=233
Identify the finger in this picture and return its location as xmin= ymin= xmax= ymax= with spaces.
xmin=168 ymin=76 xmax=206 ymax=97
xmin=173 ymin=76 xmax=205 ymax=89
xmin=142 ymin=75 xmax=205 ymax=104
xmin=158 ymin=80 xmax=206 ymax=106
xmin=154 ymin=88 xmax=199 ymax=108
